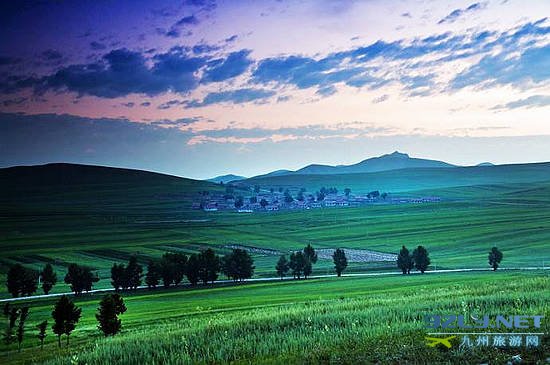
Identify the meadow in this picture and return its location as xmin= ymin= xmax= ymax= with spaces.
xmin=1 ymin=164 xmax=550 ymax=363
xmin=1 ymin=271 xmax=548 ymax=364
xmin=2 ymin=178 xmax=550 ymax=297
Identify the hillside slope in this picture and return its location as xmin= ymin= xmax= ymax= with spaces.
xmin=240 ymin=162 xmax=550 ymax=193
xmin=0 ymin=163 xmax=219 ymax=214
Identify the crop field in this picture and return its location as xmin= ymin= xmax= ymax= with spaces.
xmin=1 ymin=271 xmax=548 ymax=364
xmin=2 ymin=179 xmax=550 ymax=297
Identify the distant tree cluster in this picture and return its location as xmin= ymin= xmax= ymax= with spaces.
xmin=143 ymin=248 xmax=251 ymax=288
xmin=396 ymin=245 xmax=430 ymax=274
xmin=64 ymin=264 xmax=99 ymax=295
xmin=7 ymin=264 xmax=38 ymax=297
xmin=276 ymin=244 xmax=349 ymax=279
xmin=111 ymin=255 xmax=143 ymax=291
xmin=222 ymin=249 xmax=255 ymax=282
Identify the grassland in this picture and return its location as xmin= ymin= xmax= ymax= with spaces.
xmin=1 ymin=163 xmax=550 ymax=363
xmin=1 ymin=271 xmax=548 ymax=364
xmin=1 ymin=165 xmax=550 ymax=298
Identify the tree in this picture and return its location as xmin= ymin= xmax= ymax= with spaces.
xmin=289 ymin=252 xmax=306 ymax=279
xmin=250 ymin=196 xmax=257 ymax=204
xmin=234 ymin=196 xmax=244 ymax=209
xmin=254 ymin=185 xmax=260 ymax=193
xmin=303 ymin=260 xmax=312 ymax=279
xmin=302 ymin=244 xmax=318 ymax=279
xmin=64 ymin=264 xmax=99 ymax=295
xmin=275 ymin=255 xmax=289 ymax=279
xmin=397 ymin=245 xmax=414 ymax=274
xmin=344 ymin=188 xmax=351 ymax=197
xmin=96 ymin=294 xmax=127 ymax=336
xmin=145 ymin=260 xmax=161 ymax=289
xmin=333 ymin=249 xmax=348 ymax=277
xmin=52 ymin=295 xmax=81 ymax=347
xmin=412 ymin=246 xmax=431 ymax=274
xmin=303 ymin=244 xmax=318 ymax=264
xmin=16 ymin=307 xmax=29 ymax=352
xmin=221 ymin=249 xmax=255 ymax=281
xmin=198 ymin=249 xmax=220 ymax=285
xmin=110 ymin=263 xmax=126 ymax=291
xmin=125 ymin=255 xmax=143 ymax=290
xmin=260 ymin=198 xmax=269 ymax=208
xmin=7 ymin=264 xmax=38 ymax=297
xmin=186 ymin=254 xmax=200 ymax=286
xmin=40 ymin=264 xmax=57 ymax=295
xmin=284 ymin=189 xmax=294 ymax=203
xmin=297 ymin=190 xmax=305 ymax=201
xmin=488 ymin=247 xmax=503 ymax=271
xmin=20 ymin=268 xmax=38 ymax=296
xmin=3 ymin=305 xmax=18 ymax=346
xmin=160 ymin=253 xmax=187 ymax=287
xmin=37 ymin=320 xmax=47 ymax=350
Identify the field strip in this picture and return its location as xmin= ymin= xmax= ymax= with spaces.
xmin=1 ymin=266 xmax=549 ymax=303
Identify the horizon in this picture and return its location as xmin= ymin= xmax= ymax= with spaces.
xmin=3 ymin=149 xmax=550 ymax=181
xmin=1 ymin=1 xmax=550 ymax=179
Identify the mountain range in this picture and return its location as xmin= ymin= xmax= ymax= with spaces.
xmin=239 ymin=151 xmax=456 ymax=181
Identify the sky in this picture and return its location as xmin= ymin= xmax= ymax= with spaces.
xmin=1 ymin=0 xmax=550 ymax=179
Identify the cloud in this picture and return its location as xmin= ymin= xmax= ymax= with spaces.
xmin=438 ymin=2 xmax=486 ymax=24
xmin=90 ymin=41 xmax=107 ymax=51
xmin=493 ymin=95 xmax=550 ymax=110
xmin=176 ymin=15 xmax=199 ymax=26
xmin=185 ymin=88 xmax=276 ymax=108
xmin=1 ymin=48 xmax=207 ymax=98
xmin=316 ymin=85 xmax=337 ymax=97
xmin=372 ymin=94 xmax=389 ymax=103
xmin=41 ymin=49 xmax=63 ymax=61
xmin=188 ymin=122 xmax=396 ymax=144
xmin=2 ymin=97 xmax=27 ymax=106
xmin=158 ymin=99 xmax=185 ymax=110
xmin=202 ymin=50 xmax=253 ymax=83
xmin=451 ymin=44 xmax=550 ymax=90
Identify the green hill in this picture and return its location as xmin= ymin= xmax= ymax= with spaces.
xmin=0 ymin=163 xmax=220 ymax=215
xmin=240 ymin=162 xmax=550 ymax=194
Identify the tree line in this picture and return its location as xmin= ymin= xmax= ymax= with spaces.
xmin=3 ymin=293 xmax=127 ymax=352
xmin=5 ymin=246 xmax=504 ymax=299
xmin=396 ymin=245 xmax=503 ymax=274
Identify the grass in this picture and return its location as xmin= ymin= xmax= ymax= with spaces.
xmin=1 ymin=271 xmax=548 ymax=364
xmin=2 ymin=179 xmax=550 ymax=297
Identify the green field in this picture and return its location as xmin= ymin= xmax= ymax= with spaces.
xmin=1 ymin=271 xmax=549 ymax=364
xmin=2 ymin=176 xmax=550 ymax=297
xmin=1 ymin=164 xmax=550 ymax=363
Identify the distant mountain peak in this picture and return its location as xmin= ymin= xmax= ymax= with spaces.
xmin=386 ymin=151 xmax=409 ymax=158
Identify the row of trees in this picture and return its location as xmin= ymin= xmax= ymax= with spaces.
xmin=397 ymin=245 xmax=504 ymax=274
xmin=6 ymin=263 xmax=57 ymax=298
xmin=274 ymin=244 xmax=349 ymax=279
xmin=7 ymin=262 xmax=102 ymax=298
xmin=3 ymin=293 xmax=127 ymax=351
xmin=113 ymin=248 xmax=255 ymax=290
xmin=6 ymin=245 xmax=505 ymax=299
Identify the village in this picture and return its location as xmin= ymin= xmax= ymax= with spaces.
xmin=192 ymin=186 xmax=441 ymax=213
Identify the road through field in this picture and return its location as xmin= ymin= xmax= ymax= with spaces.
xmin=1 ymin=266 xmax=548 ymax=303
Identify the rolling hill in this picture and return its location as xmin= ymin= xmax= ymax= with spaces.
xmin=207 ymin=174 xmax=246 ymax=184
xmin=0 ymin=163 xmax=220 ymax=214
xmin=239 ymin=162 xmax=550 ymax=194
